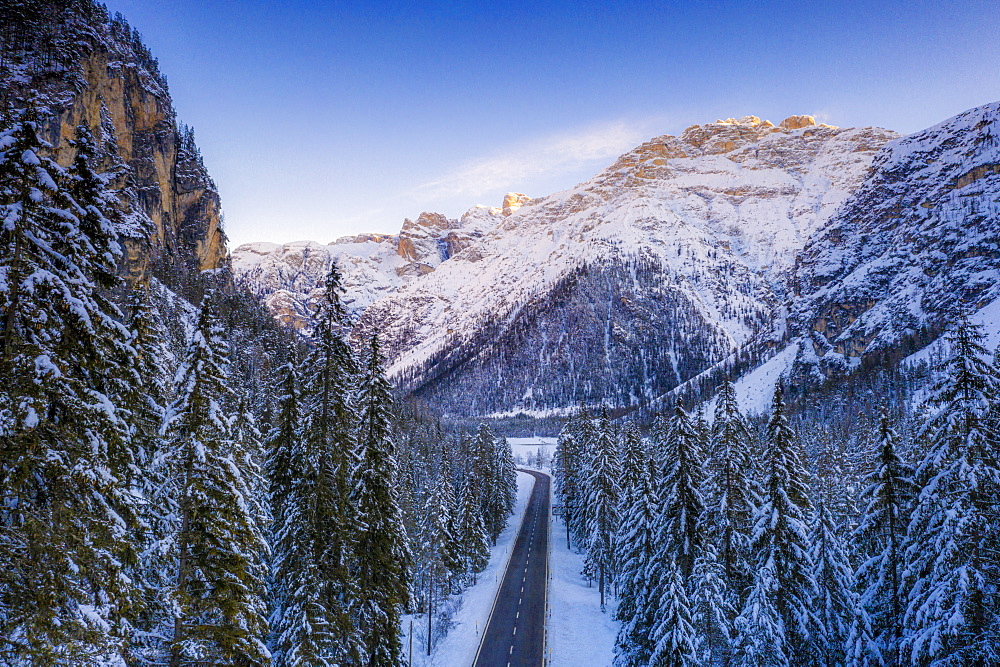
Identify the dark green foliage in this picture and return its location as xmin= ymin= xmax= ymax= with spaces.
xmin=353 ymin=336 xmax=412 ymax=666
xmin=0 ymin=116 xmax=142 ymax=663
xmin=161 ymin=296 xmax=270 ymax=666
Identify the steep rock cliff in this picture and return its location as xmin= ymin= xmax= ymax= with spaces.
xmin=1 ymin=0 xmax=227 ymax=283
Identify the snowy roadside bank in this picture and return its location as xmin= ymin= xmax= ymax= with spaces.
xmin=547 ymin=515 xmax=619 ymax=666
xmin=401 ymin=470 xmax=535 ymax=666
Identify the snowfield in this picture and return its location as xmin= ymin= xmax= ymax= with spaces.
xmin=547 ymin=513 xmax=620 ymax=666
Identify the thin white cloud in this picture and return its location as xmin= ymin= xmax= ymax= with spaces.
xmin=411 ymin=120 xmax=653 ymax=202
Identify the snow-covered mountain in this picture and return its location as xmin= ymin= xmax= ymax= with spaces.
xmin=230 ymin=197 xmax=526 ymax=332
xmin=791 ymin=101 xmax=1000 ymax=372
xmin=235 ymin=114 xmax=898 ymax=416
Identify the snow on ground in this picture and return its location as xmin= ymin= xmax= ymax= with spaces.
xmin=904 ymin=294 xmax=1000 ymax=367
xmin=731 ymin=341 xmax=800 ymax=416
xmin=401 ymin=471 xmax=534 ymax=666
xmin=547 ymin=514 xmax=620 ymax=667
xmin=508 ymin=437 xmax=558 ymax=467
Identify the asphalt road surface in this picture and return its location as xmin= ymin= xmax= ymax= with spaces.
xmin=474 ymin=469 xmax=550 ymax=667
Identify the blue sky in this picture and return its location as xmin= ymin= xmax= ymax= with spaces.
xmin=103 ymin=0 xmax=1000 ymax=247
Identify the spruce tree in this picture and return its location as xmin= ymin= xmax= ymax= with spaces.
xmin=853 ymin=413 xmax=914 ymax=667
xmin=904 ymin=319 xmax=1000 ymax=666
xmin=468 ymin=424 xmax=509 ymax=544
xmin=352 ymin=335 xmax=412 ymax=666
xmin=161 ymin=294 xmax=270 ymax=666
xmin=613 ymin=447 xmax=659 ymax=666
xmin=689 ymin=543 xmax=735 ymax=666
xmin=570 ymin=409 xmax=598 ymax=546
xmin=419 ymin=463 xmax=461 ymax=653
xmin=126 ymin=285 xmax=175 ymax=661
xmin=732 ymin=565 xmax=788 ymax=667
xmin=654 ymin=400 xmax=705 ymax=580
xmin=647 ymin=559 xmax=699 ymax=667
xmin=554 ymin=419 xmax=584 ymax=550
xmin=808 ymin=499 xmax=862 ymax=667
xmin=747 ymin=383 xmax=814 ymax=665
xmin=0 ymin=117 xmax=141 ymax=662
xmin=705 ymin=380 xmax=759 ymax=600
xmin=269 ymin=263 xmax=362 ymax=666
xmin=455 ymin=480 xmax=490 ymax=585
xmin=584 ymin=410 xmax=620 ymax=610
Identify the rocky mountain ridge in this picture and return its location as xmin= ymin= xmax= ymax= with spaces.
xmin=231 ymin=194 xmax=529 ymax=331
xmin=791 ymin=100 xmax=1000 ymax=372
xmin=235 ymin=113 xmax=901 ymax=417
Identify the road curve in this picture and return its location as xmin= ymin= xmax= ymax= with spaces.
xmin=474 ymin=469 xmax=550 ymax=667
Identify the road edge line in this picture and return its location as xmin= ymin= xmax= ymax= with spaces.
xmin=471 ymin=469 xmax=537 ymax=667
xmin=542 ymin=468 xmax=552 ymax=666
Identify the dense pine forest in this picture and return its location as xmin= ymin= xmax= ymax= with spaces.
xmin=554 ymin=325 xmax=1000 ymax=666
xmin=0 ymin=18 xmax=517 ymax=664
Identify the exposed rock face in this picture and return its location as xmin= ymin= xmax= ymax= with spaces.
xmin=791 ymin=101 xmax=1000 ymax=369
xmin=502 ymin=192 xmax=531 ymax=216
xmin=231 ymin=198 xmax=509 ymax=332
xmin=1 ymin=5 xmax=227 ymax=283
xmin=347 ymin=115 xmax=898 ymax=417
xmin=397 ymin=211 xmax=459 ymax=268
xmin=780 ymin=114 xmax=817 ymax=130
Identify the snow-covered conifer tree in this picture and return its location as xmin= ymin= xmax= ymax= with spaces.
xmin=455 ymin=479 xmax=490 ymax=584
xmin=904 ymin=318 xmax=1000 ymax=666
xmin=585 ymin=410 xmax=621 ymax=610
xmin=613 ymin=443 xmax=659 ymax=666
xmin=689 ymin=542 xmax=735 ymax=666
xmin=352 ymin=335 xmax=412 ymax=666
xmin=0 ymin=117 xmax=142 ymax=661
xmin=808 ymin=498 xmax=863 ymax=666
xmin=732 ymin=565 xmax=788 ymax=667
xmin=654 ymin=400 xmax=705 ymax=580
xmin=269 ymin=263 xmax=362 ymax=666
xmin=647 ymin=559 xmax=699 ymax=667
xmin=554 ymin=419 xmax=585 ymax=550
xmin=747 ymin=383 xmax=814 ymax=665
xmin=853 ymin=413 xmax=914 ymax=666
xmin=161 ymin=294 xmax=270 ymax=665
xmin=704 ymin=380 xmax=759 ymax=600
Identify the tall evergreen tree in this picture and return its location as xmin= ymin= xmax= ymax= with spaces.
xmin=585 ymin=410 xmax=620 ymax=610
xmin=352 ymin=335 xmax=412 ymax=666
xmin=554 ymin=418 xmax=584 ymax=550
xmin=455 ymin=479 xmax=490 ymax=585
xmin=647 ymin=559 xmax=699 ymax=667
xmin=468 ymin=424 xmax=509 ymax=544
xmin=689 ymin=543 xmax=735 ymax=666
xmin=613 ymin=441 xmax=658 ymax=666
xmin=904 ymin=319 xmax=1000 ymax=666
xmin=732 ymin=565 xmax=788 ymax=667
xmin=808 ymin=499 xmax=863 ymax=667
xmin=705 ymin=380 xmax=759 ymax=599
xmin=419 ymin=463 xmax=461 ymax=653
xmin=126 ymin=285 xmax=176 ymax=660
xmin=0 ymin=117 xmax=142 ymax=662
xmin=853 ymin=413 xmax=914 ymax=667
xmin=654 ymin=400 xmax=705 ymax=580
xmin=570 ymin=409 xmax=598 ymax=546
xmin=161 ymin=294 xmax=270 ymax=666
xmin=746 ymin=383 xmax=814 ymax=665
xmin=269 ymin=263 xmax=362 ymax=666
